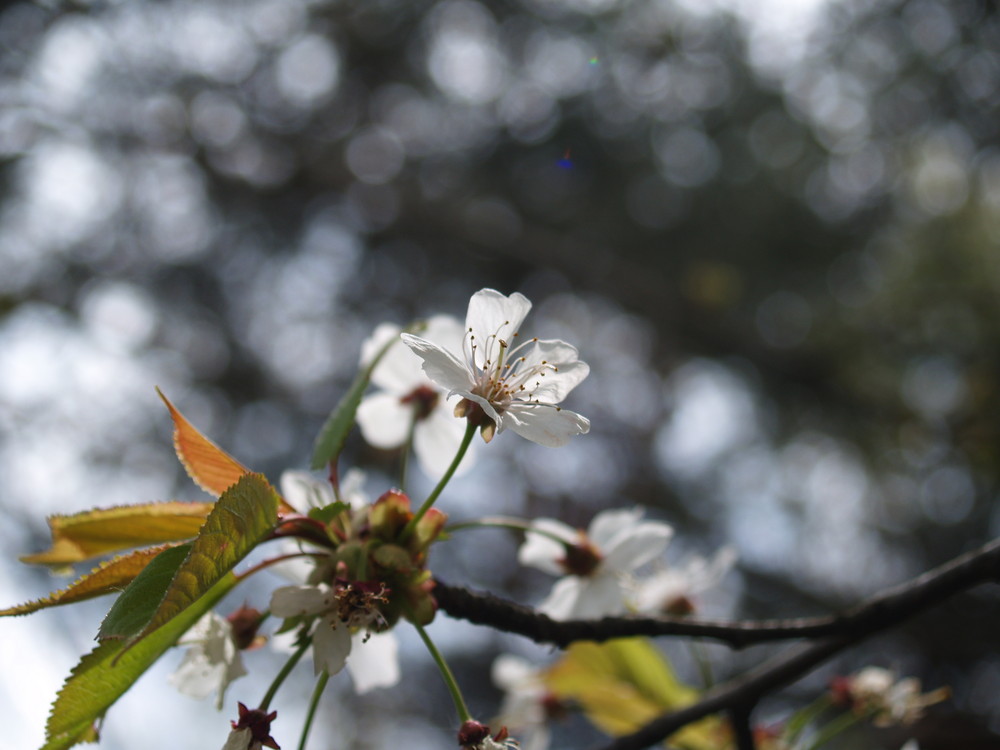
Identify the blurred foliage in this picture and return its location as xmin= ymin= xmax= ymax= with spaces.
xmin=2 ymin=0 xmax=1000 ymax=746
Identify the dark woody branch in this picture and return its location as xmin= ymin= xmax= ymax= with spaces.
xmin=434 ymin=537 xmax=1000 ymax=649
xmin=435 ymin=538 xmax=1000 ymax=750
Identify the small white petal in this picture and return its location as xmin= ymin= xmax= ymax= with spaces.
xmin=312 ymin=617 xmax=353 ymax=675
xmin=360 ymin=322 xmax=403 ymax=368
xmin=357 ymin=392 xmax=412 ymax=448
xmin=413 ymin=401 xmax=476 ymax=476
xmin=602 ymin=522 xmax=673 ymax=573
xmin=401 ymin=333 xmax=474 ymax=393
xmin=537 ymin=576 xmax=585 ymax=620
xmin=346 ymin=630 xmax=400 ymax=693
xmin=505 ymin=405 xmax=590 ymax=447
xmin=465 ymin=289 xmax=532 ymax=353
xmin=280 ymin=470 xmax=335 ymax=511
xmin=270 ymin=585 xmax=331 ymax=617
xmin=565 ymin=573 xmax=627 ymax=619
xmin=221 ymin=727 xmax=252 ymax=750
xmin=588 ymin=508 xmax=645 ymax=549
xmin=491 ymin=654 xmax=538 ymax=691
xmin=519 ymin=519 xmax=576 ymax=576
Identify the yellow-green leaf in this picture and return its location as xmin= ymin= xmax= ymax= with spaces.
xmin=42 ymin=572 xmax=236 ymax=750
xmin=545 ymin=638 xmax=721 ymax=750
xmin=20 ymin=502 xmax=214 ymax=569
xmin=158 ymin=388 xmax=251 ymax=498
xmin=126 ymin=473 xmax=279 ymax=647
xmin=1 ymin=545 xmax=176 ymax=617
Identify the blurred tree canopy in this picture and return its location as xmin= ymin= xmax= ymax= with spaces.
xmin=2 ymin=0 xmax=1000 ymax=746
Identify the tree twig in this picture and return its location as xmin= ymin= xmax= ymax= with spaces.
xmin=434 ymin=537 xmax=1000 ymax=649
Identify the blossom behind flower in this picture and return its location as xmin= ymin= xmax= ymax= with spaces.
xmin=357 ymin=316 xmax=477 ymax=476
xmin=519 ymin=508 xmax=673 ymax=620
xmin=169 ymin=611 xmax=247 ymax=710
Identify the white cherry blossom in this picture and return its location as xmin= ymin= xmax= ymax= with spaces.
xmin=269 ymin=580 xmax=397 ymax=691
xmin=835 ymin=666 xmax=949 ymax=727
xmin=633 ymin=546 xmax=737 ymax=615
xmin=401 ymin=289 xmax=590 ymax=447
xmin=357 ymin=316 xmax=477 ymax=476
xmin=169 ymin=611 xmax=246 ymax=710
xmin=492 ymin=654 xmax=560 ymax=750
xmin=519 ymin=507 xmax=673 ymax=620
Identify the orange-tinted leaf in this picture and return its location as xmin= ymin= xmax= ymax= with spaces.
xmin=1 ymin=545 xmax=174 ymax=616
xmin=20 ymin=502 xmax=214 ymax=568
xmin=157 ymin=388 xmax=250 ymax=498
xmin=158 ymin=389 xmax=294 ymax=514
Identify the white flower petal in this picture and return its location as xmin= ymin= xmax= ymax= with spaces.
xmin=357 ymin=391 xmax=412 ymax=448
xmin=401 ymin=333 xmax=474 ymax=392
xmin=346 ymin=630 xmax=400 ymax=693
xmin=280 ymin=470 xmax=335 ymax=511
xmin=566 ymin=573 xmax=628 ymax=619
xmin=413 ymin=401 xmax=476 ymax=476
xmin=312 ymin=617 xmax=353 ymax=675
xmin=519 ymin=518 xmax=576 ymax=575
xmin=505 ymin=405 xmax=590 ymax=447
xmin=491 ymin=654 xmax=539 ymax=692
xmin=360 ymin=322 xmax=403 ymax=366
xmin=465 ymin=289 xmax=532 ymax=356
xmin=270 ymin=585 xmax=331 ymax=617
xmin=537 ymin=576 xmax=585 ymax=620
xmin=588 ymin=508 xmax=645 ymax=549
xmin=222 ymin=727 xmax=252 ymax=750
xmin=602 ymin=521 xmax=673 ymax=573
xmin=170 ymin=612 xmax=246 ymax=710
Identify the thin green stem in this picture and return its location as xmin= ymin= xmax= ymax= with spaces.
xmin=298 ymin=670 xmax=330 ymax=750
xmin=401 ymin=421 xmax=476 ymax=543
xmin=260 ymin=633 xmax=311 ymax=711
xmin=413 ymin=621 xmax=471 ymax=723
xmin=688 ymin=639 xmax=714 ymax=689
xmin=784 ymin=695 xmax=833 ymax=742
xmin=446 ymin=516 xmax=572 ymax=546
xmin=235 ymin=552 xmax=326 ymax=582
xmin=399 ymin=408 xmax=418 ymax=493
xmin=802 ymin=709 xmax=862 ymax=750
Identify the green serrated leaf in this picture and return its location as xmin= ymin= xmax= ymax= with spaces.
xmin=126 ymin=473 xmax=279 ymax=648
xmin=310 ymin=332 xmax=400 ymax=470
xmin=307 ymin=500 xmax=349 ymax=524
xmin=98 ymin=545 xmax=191 ymax=640
xmin=42 ymin=572 xmax=236 ymax=750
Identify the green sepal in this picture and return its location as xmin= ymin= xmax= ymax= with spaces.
xmin=308 ymin=501 xmax=350 ymax=525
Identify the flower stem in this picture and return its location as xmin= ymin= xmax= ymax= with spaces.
xmin=399 ymin=408 xmax=419 ymax=493
xmin=401 ymin=421 xmax=476 ymax=543
xmin=260 ymin=633 xmax=311 ymax=711
xmin=298 ymin=670 xmax=330 ymax=750
xmin=801 ymin=709 xmax=862 ymax=750
xmin=413 ymin=622 xmax=471 ymax=723
xmin=688 ymin=639 xmax=714 ymax=689
xmin=446 ymin=516 xmax=571 ymax=546
xmin=235 ymin=552 xmax=326 ymax=582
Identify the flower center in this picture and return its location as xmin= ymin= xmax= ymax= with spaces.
xmin=333 ymin=580 xmax=390 ymax=632
xmin=400 ymin=385 xmax=439 ymax=420
xmin=559 ymin=536 xmax=603 ymax=577
xmin=462 ymin=325 xmax=558 ymax=414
